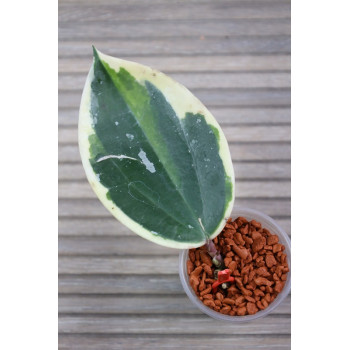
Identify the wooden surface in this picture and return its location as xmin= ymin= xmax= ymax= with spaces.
xmin=58 ymin=0 xmax=291 ymax=348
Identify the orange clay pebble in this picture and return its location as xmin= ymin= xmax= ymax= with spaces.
xmin=186 ymin=216 xmax=289 ymax=316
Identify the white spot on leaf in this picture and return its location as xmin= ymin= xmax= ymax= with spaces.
xmin=126 ymin=133 xmax=134 ymax=140
xmin=138 ymin=149 xmax=156 ymax=173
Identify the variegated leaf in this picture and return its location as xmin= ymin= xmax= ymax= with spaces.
xmin=79 ymin=48 xmax=234 ymax=248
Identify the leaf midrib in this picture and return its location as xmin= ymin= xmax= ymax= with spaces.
xmin=105 ymin=157 xmax=202 ymax=233
xmin=97 ymin=55 xmax=206 ymax=236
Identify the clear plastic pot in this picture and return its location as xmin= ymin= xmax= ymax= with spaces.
xmin=179 ymin=206 xmax=291 ymax=322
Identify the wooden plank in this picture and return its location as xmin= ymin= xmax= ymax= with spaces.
xmin=59 ymin=89 xmax=291 ymax=109
xmin=59 ymin=275 xmax=185 ymax=294
xmin=58 ymin=217 xmax=135 ymax=236
xmin=58 ymin=55 xmax=291 ymax=74
xmin=234 ymin=181 xmax=290 ymax=197
xmin=58 ymin=314 xmax=290 ymax=334
xmin=59 ymin=107 xmax=291 ymax=126
xmin=59 ymin=143 xmax=290 ymax=163
xmin=58 ymin=37 xmax=290 ymax=58
xmin=58 ymin=72 xmax=290 ymax=90
xmin=58 ymin=294 xmax=290 ymax=314
xmin=58 ymin=125 xmax=290 ymax=144
xmin=58 ymin=180 xmax=290 ymax=199
xmin=59 ymin=19 xmax=290 ymax=40
xmin=58 ymin=217 xmax=291 ymax=237
xmin=59 ymin=256 xmax=179 ymax=274
xmin=59 ymin=162 xmax=291 ymax=181
xmin=59 ymin=236 xmax=176 ymax=256
xmin=58 ymin=334 xmax=291 ymax=350
xmin=58 ymin=198 xmax=290 ymax=218
xmin=59 ymin=1 xmax=290 ymax=22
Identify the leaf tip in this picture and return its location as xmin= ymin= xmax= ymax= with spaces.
xmin=92 ymin=45 xmax=100 ymax=60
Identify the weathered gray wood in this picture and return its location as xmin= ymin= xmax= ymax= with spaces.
xmin=59 ymin=236 xmax=177 ymax=256
xmin=59 ymin=19 xmax=290 ymax=40
xmin=58 ymin=0 xmax=291 ymax=347
xmin=59 ymin=72 xmax=290 ymax=90
xmin=59 ymin=256 xmax=179 ymax=274
xmin=58 ymin=55 xmax=291 ymax=74
xmin=59 ymin=37 xmax=290 ymax=58
xmin=59 ymin=275 xmax=185 ymax=294
xmin=58 ymin=125 xmax=291 ymax=144
xmin=59 ymin=107 xmax=291 ymax=126
xmin=58 ymin=314 xmax=291 ymax=334
xmin=58 ymin=180 xmax=290 ymax=199
xmin=58 ymin=217 xmax=135 ymax=236
xmin=58 ymin=294 xmax=290 ymax=314
xmin=59 ymin=1 xmax=290 ymax=22
xmin=58 ymin=217 xmax=291 ymax=236
xmin=59 ymin=143 xmax=291 ymax=163
xmin=59 ymin=161 xmax=291 ymax=181
xmin=235 ymin=181 xmax=290 ymax=197
xmin=58 ymin=198 xmax=290 ymax=218
xmin=58 ymin=334 xmax=291 ymax=350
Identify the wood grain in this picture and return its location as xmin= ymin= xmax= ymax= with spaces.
xmin=59 ymin=256 xmax=179 ymax=274
xmin=59 ymin=0 xmax=290 ymax=22
xmin=59 ymin=55 xmax=290 ymax=74
xmin=59 ymin=37 xmax=290 ymax=58
xmin=58 ymin=0 xmax=291 ymax=347
xmin=59 ymin=19 xmax=290 ymax=39
xmin=58 ymin=314 xmax=291 ymax=334
xmin=58 ymin=294 xmax=290 ymax=314
xmin=59 ymin=275 xmax=186 ymax=295
xmin=58 ymin=334 xmax=291 ymax=350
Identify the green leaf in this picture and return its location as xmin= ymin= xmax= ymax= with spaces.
xmin=79 ymin=48 xmax=235 ymax=248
